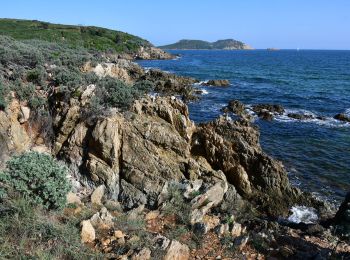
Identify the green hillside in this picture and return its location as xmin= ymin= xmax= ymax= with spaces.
xmin=159 ymin=39 xmax=252 ymax=50
xmin=0 ymin=18 xmax=152 ymax=53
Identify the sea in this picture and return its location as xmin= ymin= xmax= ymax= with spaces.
xmin=137 ymin=50 xmax=350 ymax=206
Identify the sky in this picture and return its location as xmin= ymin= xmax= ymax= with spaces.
xmin=1 ymin=0 xmax=349 ymax=50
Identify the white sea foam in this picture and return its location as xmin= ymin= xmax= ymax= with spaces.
xmin=288 ymin=206 xmax=318 ymax=224
xmin=201 ymin=89 xmax=209 ymax=95
xmin=271 ymin=108 xmax=350 ymax=128
xmin=193 ymin=80 xmax=209 ymax=86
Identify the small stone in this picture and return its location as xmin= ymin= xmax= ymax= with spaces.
xmin=114 ymin=230 xmax=125 ymax=238
xmin=91 ymin=185 xmax=105 ymax=205
xmin=81 ymin=220 xmax=95 ymax=243
xmin=231 ymin=223 xmax=242 ymax=237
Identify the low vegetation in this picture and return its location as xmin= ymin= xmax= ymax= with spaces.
xmin=0 ymin=151 xmax=71 ymax=209
xmin=0 ymin=18 xmax=151 ymax=53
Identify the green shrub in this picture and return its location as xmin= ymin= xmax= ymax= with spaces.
xmin=26 ymin=66 xmax=46 ymax=85
xmin=0 ymin=81 xmax=9 ymax=110
xmin=11 ymin=81 xmax=36 ymax=102
xmin=52 ymin=66 xmax=83 ymax=90
xmin=0 ymin=152 xmax=71 ymax=209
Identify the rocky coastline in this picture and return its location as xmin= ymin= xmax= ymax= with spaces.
xmin=0 ymin=39 xmax=349 ymax=258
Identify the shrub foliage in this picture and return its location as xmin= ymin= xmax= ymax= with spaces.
xmin=0 ymin=152 xmax=71 ymax=209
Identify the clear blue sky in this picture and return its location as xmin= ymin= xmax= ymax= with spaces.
xmin=1 ymin=0 xmax=349 ymax=49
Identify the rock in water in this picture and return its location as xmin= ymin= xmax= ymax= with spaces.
xmin=203 ymin=79 xmax=230 ymax=87
xmin=334 ymin=113 xmax=350 ymax=122
xmin=221 ymin=100 xmax=246 ymax=116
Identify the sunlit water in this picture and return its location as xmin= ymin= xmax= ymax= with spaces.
xmin=137 ymin=50 xmax=350 ymax=205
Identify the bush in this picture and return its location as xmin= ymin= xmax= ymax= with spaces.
xmin=0 ymin=152 xmax=71 ymax=209
xmin=0 ymin=80 xmax=10 ymax=110
xmin=11 ymin=80 xmax=36 ymax=102
xmin=26 ymin=66 xmax=46 ymax=85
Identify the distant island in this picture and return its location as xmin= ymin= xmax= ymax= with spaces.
xmin=158 ymin=39 xmax=253 ymax=50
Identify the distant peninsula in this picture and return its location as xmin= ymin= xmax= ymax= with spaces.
xmin=158 ymin=39 xmax=253 ymax=50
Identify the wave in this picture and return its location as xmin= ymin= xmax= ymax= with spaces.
xmin=200 ymin=89 xmax=209 ymax=95
xmin=287 ymin=206 xmax=318 ymax=224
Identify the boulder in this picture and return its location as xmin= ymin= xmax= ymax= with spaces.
xmin=164 ymin=240 xmax=190 ymax=260
xmin=91 ymin=185 xmax=105 ymax=206
xmin=81 ymin=220 xmax=96 ymax=243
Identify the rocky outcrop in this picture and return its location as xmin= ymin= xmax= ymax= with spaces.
xmin=141 ymin=69 xmax=198 ymax=97
xmin=192 ymin=116 xmax=301 ymax=215
xmin=0 ymin=99 xmax=32 ymax=165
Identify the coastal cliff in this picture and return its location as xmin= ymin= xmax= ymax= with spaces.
xmin=0 ymin=27 xmax=349 ymax=259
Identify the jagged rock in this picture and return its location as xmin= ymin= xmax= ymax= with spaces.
xmin=132 ymin=96 xmax=195 ymax=141
xmin=91 ymin=185 xmax=105 ymax=205
xmin=190 ymin=182 xmax=226 ymax=224
xmin=192 ymin=116 xmax=301 ymax=216
xmin=215 ymin=223 xmax=230 ymax=237
xmin=164 ymin=240 xmax=190 ymax=260
xmin=89 ymin=116 xmax=122 ymax=168
xmin=90 ymin=207 xmax=114 ymax=230
xmin=81 ymin=220 xmax=96 ymax=243
xmin=0 ymin=100 xmax=31 ymax=158
xmin=334 ymin=113 xmax=350 ymax=123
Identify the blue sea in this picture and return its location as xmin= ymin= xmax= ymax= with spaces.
xmin=137 ymin=50 xmax=350 ymax=205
